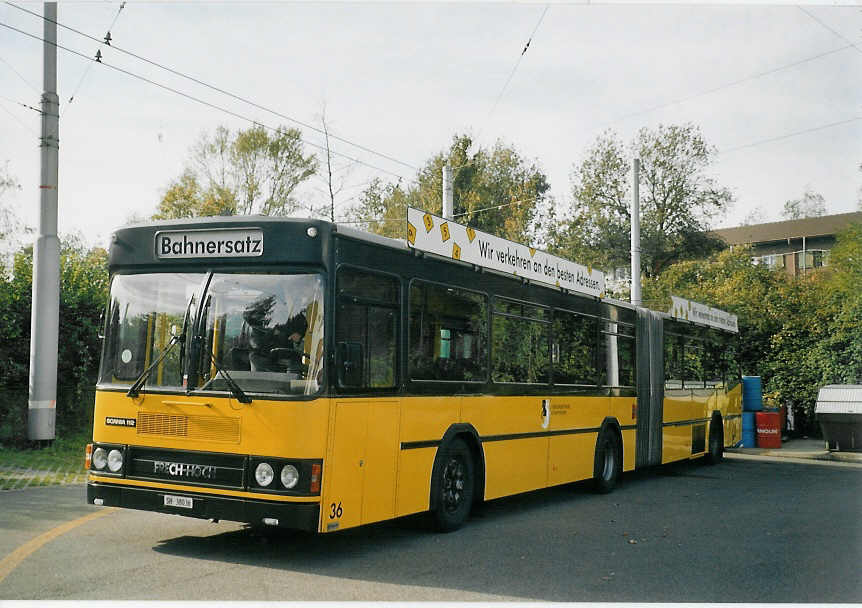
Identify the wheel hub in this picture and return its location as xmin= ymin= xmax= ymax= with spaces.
xmin=442 ymin=457 xmax=465 ymax=513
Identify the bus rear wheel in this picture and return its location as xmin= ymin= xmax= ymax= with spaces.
xmin=592 ymin=429 xmax=621 ymax=494
xmin=430 ymin=438 xmax=474 ymax=532
xmin=706 ymin=418 xmax=724 ymax=464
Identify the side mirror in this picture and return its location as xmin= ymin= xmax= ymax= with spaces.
xmin=98 ymin=309 xmax=106 ymax=340
xmin=337 ymin=342 xmax=363 ymax=387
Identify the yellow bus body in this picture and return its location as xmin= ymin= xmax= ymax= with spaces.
xmin=91 ymin=383 xmax=741 ymax=533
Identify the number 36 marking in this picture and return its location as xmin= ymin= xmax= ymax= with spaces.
xmin=329 ymin=502 xmax=343 ymax=519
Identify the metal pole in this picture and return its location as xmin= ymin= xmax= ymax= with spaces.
xmin=442 ymin=163 xmax=453 ymax=220
xmin=28 ymin=1 xmax=60 ymax=442
xmin=630 ymin=158 xmax=641 ymax=306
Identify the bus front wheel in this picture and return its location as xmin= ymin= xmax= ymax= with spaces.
xmin=430 ymin=438 xmax=475 ymax=532
xmin=592 ymin=429 xmax=621 ymax=494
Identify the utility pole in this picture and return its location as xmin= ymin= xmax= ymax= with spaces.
xmin=630 ymin=158 xmax=641 ymax=307
xmin=28 ymin=1 xmax=60 ymax=443
xmin=442 ymin=163 xmax=453 ymax=220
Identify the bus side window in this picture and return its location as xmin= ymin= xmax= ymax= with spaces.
xmin=335 ymin=268 xmax=399 ymax=390
xmin=683 ymin=339 xmax=705 ymax=389
xmin=409 ymin=281 xmax=488 ymax=382
xmin=664 ymin=333 xmax=683 ymax=390
xmin=704 ymin=336 xmax=724 ymax=388
xmin=492 ymin=298 xmax=550 ymax=385
xmin=616 ymin=334 xmax=636 ymax=388
xmin=599 ymin=320 xmax=635 ymax=389
xmin=552 ymin=310 xmax=598 ymax=386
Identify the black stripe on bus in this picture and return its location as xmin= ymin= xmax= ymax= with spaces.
xmin=480 ymin=427 xmax=602 ymax=443
xmin=662 ymin=417 xmax=711 ymax=428
xmin=401 ymin=423 xmax=640 ymax=450
xmin=400 ymin=439 xmax=443 ymax=450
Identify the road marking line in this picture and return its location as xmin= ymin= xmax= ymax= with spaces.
xmin=0 ymin=508 xmax=116 ymax=584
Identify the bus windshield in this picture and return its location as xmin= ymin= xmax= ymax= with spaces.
xmin=99 ymin=272 xmax=325 ymax=397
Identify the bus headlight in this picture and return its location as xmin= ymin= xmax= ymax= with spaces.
xmin=92 ymin=447 xmax=108 ymax=470
xmin=280 ymin=464 xmax=299 ymax=489
xmin=255 ymin=462 xmax=274 ymax=487
xmin=107 ymin=449 xmax=124 ymax=473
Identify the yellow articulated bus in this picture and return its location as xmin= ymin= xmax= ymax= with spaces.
xmin=86 ymin=210 xmax=741 ymax=533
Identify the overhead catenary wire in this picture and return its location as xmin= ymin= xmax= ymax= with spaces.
xmin=488 ymin=4 xmax=550 ymax=119
xmin=0 ymin=93 xmax=41 ymax=114
xmin=0 ymin=98 xmax=37 ymax=135
xmin=340 ymin=195 xmax=542 ymax=225
xmin=716 ymin=116 xmax=861 ymax=156
xmin=0 ymin=53 xmax=39 ymax=93
xmin=65 ymin=1 xmax=127 ymax=112
xmin=603 ymin=43 xmax=858 ymax=128
xmin=0 ymin=19 xmax=414 ymax=183
xmin=797 ymin=6 xmax=862 ymax=55
xmin=5 ymin=1 xmax=420 ymax=173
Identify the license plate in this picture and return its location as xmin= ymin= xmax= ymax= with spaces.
xmin=164 ymin=494 xmax=193 ymax=509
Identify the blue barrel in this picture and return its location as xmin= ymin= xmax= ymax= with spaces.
xmin=741 ymin=412 xmax=757 ymax=447
xmin=742 ymin=376 xmax=763 ymax=411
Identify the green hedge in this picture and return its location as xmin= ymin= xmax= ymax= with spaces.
xmin=0 ymin=237 xmax=107 ymax=447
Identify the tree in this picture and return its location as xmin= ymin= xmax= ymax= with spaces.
xmin=782 ymin=188 xmax=826 ymax=220
xmin=0 ymin=162 xmax=30 ymax=260
xmin=741 ymin=206 xmax=765 ymax=226
xmin=0 ymin=235 xmax=109 ymax=444
xmin=346 ymin=134 xmax=552 ymax=244
xmin=153 ymin=124 xmax=318 ymax=219
xmin=643 ymin=222 xmax=862 ymax=435
xmin=555 ymin=124 xmax=732 ymax=278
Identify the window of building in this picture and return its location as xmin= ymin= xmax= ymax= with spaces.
xmin=796 ymin=249 xmax=829 ymax=270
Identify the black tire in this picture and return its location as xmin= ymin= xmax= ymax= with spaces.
xmin=430 ymin=438 xmax=475 ymax=532
xmin=706 ymin=417 xmax=724 ymax=465
xmin=592 ymin=428 xmax=621 ymax=494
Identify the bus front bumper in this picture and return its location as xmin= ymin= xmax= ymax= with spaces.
xmin=87 ymin=481 xmax=320 ymax=532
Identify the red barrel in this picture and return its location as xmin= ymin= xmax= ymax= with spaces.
xmin=756 ymin=412 xmax=782 ymax=448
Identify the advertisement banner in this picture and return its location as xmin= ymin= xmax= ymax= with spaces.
xmin=406 ymin=207 xmax=605 ymax=298
xmin=670 ymin=295 xmax=738 ymax=333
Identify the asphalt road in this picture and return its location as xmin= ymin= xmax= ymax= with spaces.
xmin=1 ymin=455 xmax=860 ymax=602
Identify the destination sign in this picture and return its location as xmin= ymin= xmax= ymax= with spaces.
xmin=155 ymin=228 xmax=264 ymax=259
xmin=670 ymin=296 xmax=738 ymax=333
xmin=406 ymin=207 xmax=605 ymax=298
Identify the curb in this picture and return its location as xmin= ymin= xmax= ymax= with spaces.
xmin=725 ymin=447 xmax=862 ymax=464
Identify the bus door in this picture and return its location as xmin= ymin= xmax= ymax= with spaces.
xmin=326 ymin=398 xmax=400 ymax=532
xmin=325 ymin=267 xmax=401 ymax=531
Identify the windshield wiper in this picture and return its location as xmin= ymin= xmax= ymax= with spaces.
xmin=126 ymin=334 xmax=183 ymax=399
xmin=207 ymin=352 xmax=252 ymax=404
xmin=126 ymin=292 xmax=196 ymax=400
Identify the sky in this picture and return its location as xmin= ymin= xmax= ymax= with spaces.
xmin=1 ymin=1 xmax=860 ymax=251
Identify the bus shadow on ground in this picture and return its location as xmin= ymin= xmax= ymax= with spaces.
xmin=150 ymin=460 xmax=724 ymax=600
xmin=151 ymin=476 xmax=601 ymax=585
